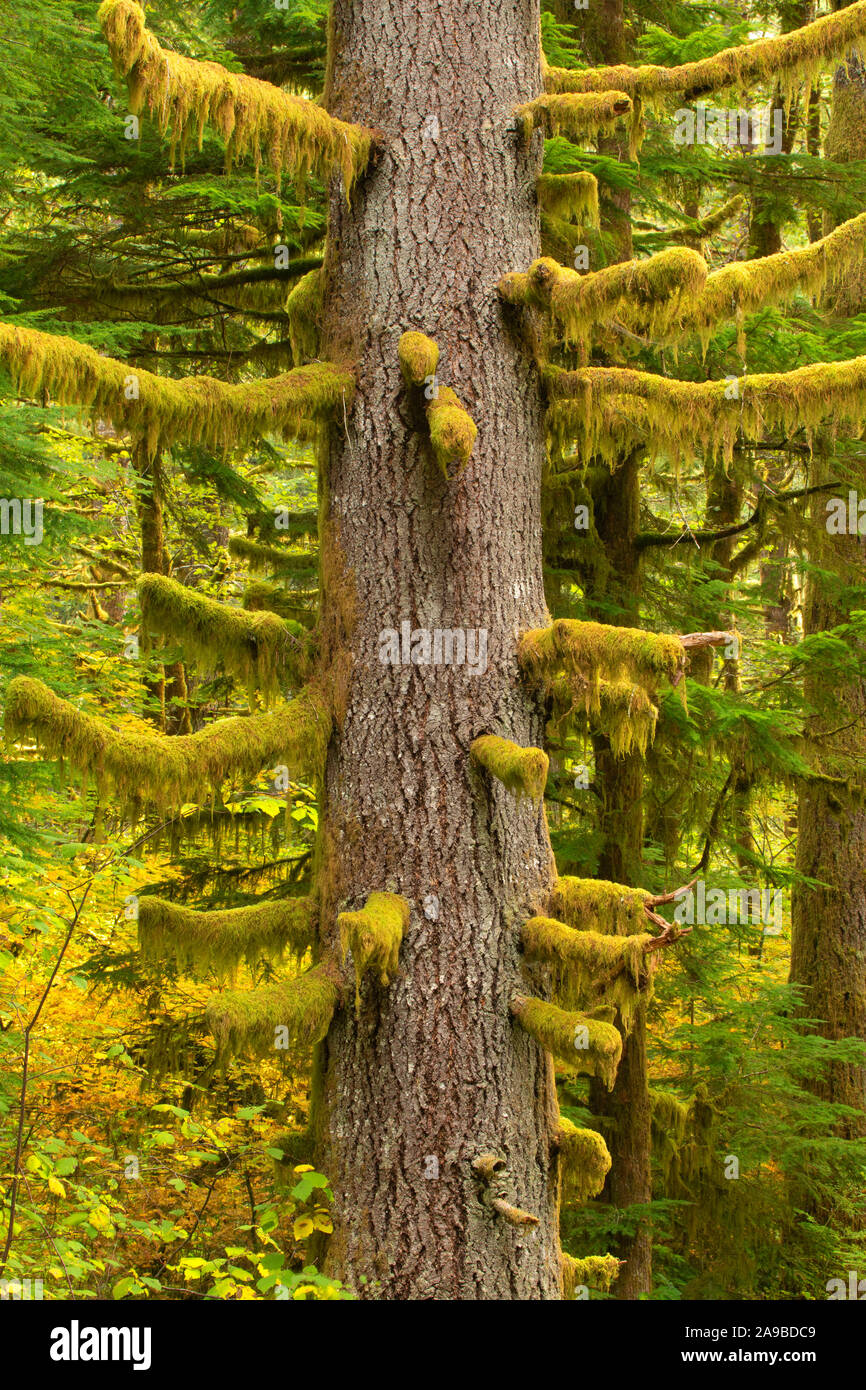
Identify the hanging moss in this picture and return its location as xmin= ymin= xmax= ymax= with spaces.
xmin=0 ymin=323 xmax=353 ymax=456
xmin=205 ymin=963 xmax=339 ymax=1059
xmin=229 ymin=535 xmax=318 ymax=577
xmin=3 ymin=675 xmax=330 ymax=813
xmin=548 ymin=876 xmax=651 ymax=936
xmin=510 ymin=995 xmax=622 ymax=1088
xmin=520 ymin=618 xmax=684 ymax=720
xmin=338 ymin=891 xmax=409 ymax=1005
xmin=650 ymin=1087 xmax=690 ymax=1187
xmin=470 ymin=735 xmax=549 ymax=801
xmin=97 ymin=0 xmax=373 ymax=193
xmin=548 ymin=675 xmax=659 ymax=759
xmin=543 ymin=2 xmax=866 ymax=106
xmin=286 ymin=269 xmax=323 ymax=364
xmin=138 ymin=894 xmax=317 ymax=973
xmin=536 ymin=172 xmax=600 ymax=227
xmin=500 ymin=249 xmax=707 ymax=353
xmin=545 ymin=356 xmax=866 ymax=470
xmin=561 ymin=1252 xmax=621 ymax=1298
xmin=540 ymin=211 xmax=585 ymax=266
xmin=522 ymin=915 xmax=653 ymax=1025
xmin=427 ymin=387 xmax=478 ymax=474
xmin=241 ymin=580 xmax=316 ymax=629
xmin=138 ymin=574 xmax=306 ymax=699
xmin=398 ymin=331 xmax=440 ymax=387
xmin=557 ymin=1117 xmax=612 ymax=1204
xmin=516 ymin=91 xmax=632 ymax=145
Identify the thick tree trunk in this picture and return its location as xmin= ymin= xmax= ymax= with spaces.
xmin=317 ymin=0 xmax=562 ymax=1298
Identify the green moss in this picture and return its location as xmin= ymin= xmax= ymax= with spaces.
xmin=536 ymin=173 xmax=599 ymax=228
xmin=548 ymin=876 xmax=651 ymax=935
xmin=338 ymin=891 xmax=409 ymax=1007
xmin=520 ymin=617 xmax=684 ymax=719
xmin=138 ymin=894 xmax=317 ymax=973
xmin=205 ymin=963 xmax=339 ymax=1059
xmin=241 ymin=579 xmax=316 ymax=629
xmin=97 ymin=0 xmax=373 ymax=192
xmin=561 ymin=1252 xmax=620 ymax=1298
xmin=543 ymin=3 xmax=866 ymax=108
xmin=4 ymin=675 xmax=330 ymax=813
xmin=548 ymin=676 xmax=659 ymax=758
xmin=138 ymin=574 xmax=306 ymax=699
xmin=470 ymin=735 xmax=549 ymax=801
xmin=229 ymin=535 xmax=318 ymax=578
xmin=510 ymin=995 xmax=622 ymax=1088
xmin=0 ymin=322 xmax=353 ymax=456
xmin=398 ymin=331 xmax=440 ymax=387
xmin=516 ymin=91 xmax=632 ymax=145
xmin=545 ymin=356 xmax=866 ymax=469
xmin=557 ymin=1117 xmax=611 ymax=1204
xmin=286 ymin=269 xmax=323 ymax=364
xmin=427 ymin=386 xmax=477 ymax=474
xmin=522 ymin=915 xmax=653 ymax=1025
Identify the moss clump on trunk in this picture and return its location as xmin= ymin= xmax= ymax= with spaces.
xmin=3 ymin=675 xmax=330 ymax=812
xmin=522 ymin=915 xmax=653 ymax=1026
xmin=0 ymin=322 xmax=353 ymax=456
xmin=97 ymin=0 xmax=373 ymax=191
xmin=510 ymin=995 xmax=623 ymax=1088
xmin=470 ymin=735 xmax=549 ymax=801
xmin=548 ymin=876 xmax=651 ymax=935
xmin=556 ymin=1117 xmax=612 ymax=1204
xmin=338 ymin=891 xmax=410 ymax=1007
xmin=427 ymin=386 xmax=478 ymax=474
xmin=138 ymin=894 xmax=317 ymax=973
xmin=205 ymin=964 xmax=339 ymax=1059
xmin=398 ymin=331 xmax=440 ymax=387
xmin=561 ymin=1252 xmax=621 ymax=1298
xmin=138 ymin=574 xmax=306 ymax=699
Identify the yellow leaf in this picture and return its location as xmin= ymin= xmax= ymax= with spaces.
xmin=293 ymin=1215 xmax=314 ymax=1241
xmin=313 ymin=1213 xmax=333 ymax=1233
xmin=48 ymin=1175 xmax=66 ymax=1198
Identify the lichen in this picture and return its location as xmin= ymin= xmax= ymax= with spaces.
xmin=3 ymin=675 xmax=330 ymax=814
xmin=536 ymin=172 xmax=600 ymax=228
xmin=545 ymin=357 xmax=866 ymax=470
xmin=205 ymin=963 xmax=339 ymax=1059
xmin=510 ymin=995 xmax=622 ymax=1088
xmin=138 ymin=574 xmax=306 ymax=699
xmin=556 ymin=1117 xmax=612 ymax=1204
xmin=338 ymin=891 xmax=409 ymax=1007
xmin=519 ymin=617 xmax=684 ymax=719
xmin=561 ymin=1252 xmax=620 ymax=1298
xmin=138 ymin=894 xmax=317 ymax=973
xmin=427 ymin=386 xmax=478 ymax=474
xmin=0 ymin=322 xmax=353 ymax=456
xmin=398 ymin=331 xmax=440 ymax=387
xmin=470 ymin=735 xmax=549 ymax=802
xmin=286 ymin=269 xmax=323 ymax=364
xmin=97 ymin=0 xmax=373 ymax=193
xmin=547 ymin=876 xmax=651 ymax=936
xmin=522 ymin=915 xmax=653 ymax=1025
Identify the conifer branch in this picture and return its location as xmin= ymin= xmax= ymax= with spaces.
xmin=510 ymin=995 xmax=622 ymax=1088
xmin=138 ymin=895 xmax=317 ymax=972
xmin=338 ymin=891 xmax=409 ymax=1006
xmin=470 ymin=735 xmax=549 ymax=801
xmin=0 ymin=322 xmax=354 ymax=454
xmin=555 ymin=1118 xmax=611 ymax=1204
xmin=97 ymin=0 xmax=375 ymax=191
xmin=515 ymin=91 xmax=633 ymax=144
xmin=205 ymin=962 xmax=340 ymax=1059
xmin=536 ymin=172 xmax=600 ymax=227
xmin=489 ymin=1198 xmax=540 ymax=1226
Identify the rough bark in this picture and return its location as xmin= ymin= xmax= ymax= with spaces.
xmin=317 ymin=0 xmax=563 ymax=1299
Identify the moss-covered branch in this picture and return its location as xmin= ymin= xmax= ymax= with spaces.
xmin=285 ymin=269 xmax=323 ymax=364
xmin=205 ymin=963 xmax=339 ymax=1058
xmin=543 ymin=2 xmax=866 ymax=104
xmin=0 ymin=323 xmax=354 ymax=454
xmin=3 ymin=676 xmax=330 ymax=811
xmin=548 ymin=876 xmax=651 ymax=935
xmin=510 ymin=995 xmax=622 ymax=1088
xmin=519 ymin=618 xmax=685 ymax=725
xmin=561 ymin=1253 xmax=621 ymax=1298
xmin=536 ymin=172 xmax=599 ymax=227
xmin=228 ymin=536 xmax=318 ymax=576
xmin=499 ymin=249 xmax=707 ymax=352
xmin=522 ymin=915 xmax=653 ymax=1023
xmin=545 ymin=357 xmax=866 ymax=468
xmin=556 ymin=1117 xmax=611 ymax=1204
xmin=98 ymin=0 xmax=373 ymax=191
xmin=398 ymin=331 xmax=440 ymax=387
xmin=470 ymin=735 xmax=549 ymax=801
xmin=138 ymin=574 xmax=308 ymax=698
xmin=398 ymin=333 xmax=477 ymax=473
xmin=138 ymin=894 xmax=317 ymax=972
xmin=515 ymin=91 xmax=632 ymax=144
xmin=338 ymin=891 xmax=409 ymax=1005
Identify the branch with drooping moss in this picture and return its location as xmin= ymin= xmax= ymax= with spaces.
xmin=545 ymin=357 xmax=866 ymax=469
xmin=0 ymin=322 xmax=354 ymax=455
xmin=499 ymin=249 xmax=707 ymax=356
xmin=561 ymin=1253 xmax=621 ymax=1299
xmin=138 ymin=894 xmax=317 ymax=973
xmin=470 ymin=735 xmax=549 ymax=802
xmin=97 ymin=0 xmax=374 ymax=192
xmin=3 ymin=675 xmax=330 ymax=813
xmin=228 ymin=536 xmax=318 ymax=579
xmin=548 ymin=875 xmax=652 ymax=935
xmin=510 ymin=995 xmax=622 ymax=1088
xmin=338 ymin=891 xmax=409 ymax=1007
xmin=205 ymin=962 xmax=340 ymax=1060
xmin=242 ymin=581 xmax=316 ymax=628
xmin=522 ymin=916 xmax=653 ymax=1020
xmin=543 ymin=1 xmax=866 ymax=105
xmin=515 ymin=91 xmax=632 ymax=146
xmin=536 ymin=172 xmax=599 ymax=228
xmin=555 ymin=1117 xmax=611 ymax=1204
xmin=398 ymin=335 xmax=477 ymax=474
xmin=286 ymin=269 xmax=323 ymax=364
xmin=138 ymin=574 xmax=309 ymax=699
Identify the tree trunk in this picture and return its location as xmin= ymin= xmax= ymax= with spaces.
xmin=318 ymin=0 xmax=562 ymax=1298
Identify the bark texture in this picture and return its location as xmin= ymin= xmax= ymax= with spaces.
xmin=317 ymin=0 xmax=563 ymax=1298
